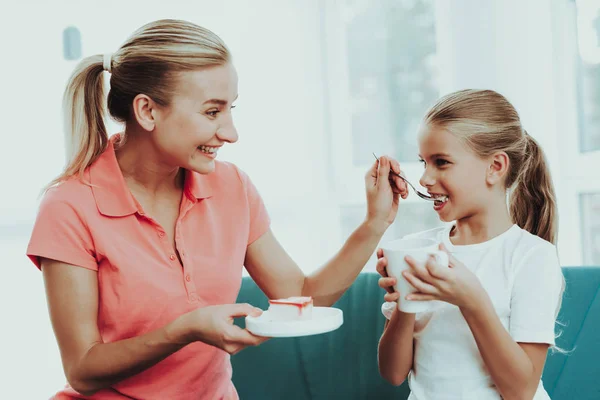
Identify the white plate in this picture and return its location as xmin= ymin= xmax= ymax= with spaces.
xmin=245 ymin=307 xmax=343 ymax=338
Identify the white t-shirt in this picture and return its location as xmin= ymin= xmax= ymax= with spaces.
xmin=381 ymin=224 xmax=564 ymax=400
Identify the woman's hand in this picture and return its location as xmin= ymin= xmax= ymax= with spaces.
xmin=178 ymin=303 xmax=268 ymax=355
xmin=365 ymin=155 xmax=408 ymax=233
xmin=402 ymin=244 xmax=487 ymax=311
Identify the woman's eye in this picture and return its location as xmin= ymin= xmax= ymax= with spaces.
xmin=436 ymin=159 xmax=449 ymax=166
xmin=207 ymin=110 xmax=219 ymax=117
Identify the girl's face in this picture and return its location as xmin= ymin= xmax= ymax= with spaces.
xmin=150 ymin=63 xmax=239 ymax=175
xmin=417 ymin=124 xmax=493 ymax=222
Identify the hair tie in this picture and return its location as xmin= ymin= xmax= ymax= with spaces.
xmin=103 ymin=53 xmax=112 ymax=73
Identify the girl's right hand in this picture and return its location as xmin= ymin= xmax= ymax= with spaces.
xmin=376 ymin=248 xmax=400 ymax=302
xmin=178 ymin=303 xmax=267 ymax=355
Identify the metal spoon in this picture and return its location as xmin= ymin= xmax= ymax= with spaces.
xmin=372 ymin=153 xmax=435 ymax=201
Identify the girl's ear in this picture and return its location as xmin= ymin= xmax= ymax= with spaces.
xmin=487 ymin=151 xmax=509 ymax=185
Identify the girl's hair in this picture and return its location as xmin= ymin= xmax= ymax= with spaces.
xmin=425 ymin=89 xmax=568 ymax=352
xmin=49 ymin=19 xmax=230 ymax=188
xmin=423 ymin=89 xmax=558 ymax=245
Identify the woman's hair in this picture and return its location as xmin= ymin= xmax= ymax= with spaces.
xmin=423 ymin=89 xmax=558 ymax=245
xmin=50 ymin=19 xmax=230 ymax=188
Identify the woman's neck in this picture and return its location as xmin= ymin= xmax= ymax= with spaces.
xmin=115 ymin=131 xmax=184 ymax=196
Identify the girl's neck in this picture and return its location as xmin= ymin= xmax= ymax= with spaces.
xmin=450 ymin=199 xmax=513 ymax=246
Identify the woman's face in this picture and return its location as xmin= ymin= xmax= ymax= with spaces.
xmin=151 ymin=63 xmax=239 ymax=174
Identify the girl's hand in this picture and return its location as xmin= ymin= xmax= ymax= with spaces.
xmin=178 ymin=303 xmax=268 ymax=355
xmin=365 ymin=155 xmax=408 ymax=233
xmin=375 ymin=248 xmax=400 ymax=302
xmin=402 ymin=244 xmax=487 ymax=311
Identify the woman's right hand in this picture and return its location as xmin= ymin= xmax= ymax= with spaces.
xmin=376 ymin=248 xmax=400 ymax=303
xmin=178 ymin=303 xmax=267 ymax=355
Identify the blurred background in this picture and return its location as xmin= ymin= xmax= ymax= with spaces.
xmin=0 ymin=0 xmax=598 ymax=397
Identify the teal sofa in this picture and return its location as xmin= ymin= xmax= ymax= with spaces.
xmin=232 ymin=268 xmax=600 ymax=399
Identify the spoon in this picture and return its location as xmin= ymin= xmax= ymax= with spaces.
xmin=372 ymin=153 xmax=435 ymax=201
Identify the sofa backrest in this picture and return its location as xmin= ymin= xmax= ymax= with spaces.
xmin=232 ymin=268 xmax=600 ymax=400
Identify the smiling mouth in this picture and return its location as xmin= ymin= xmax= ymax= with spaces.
xmin=197 ymin=145 xmax=218 ymax=154
xmin=431 ymin=194 xmax=449 ymax=206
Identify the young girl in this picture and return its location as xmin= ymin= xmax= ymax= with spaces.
xmin=376 ymin=89 xmax=564 ymax=400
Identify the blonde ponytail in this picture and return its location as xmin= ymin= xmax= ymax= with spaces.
xmin=509 ymin=133 xmax=558 ymax=244
xmin=47 ymin=55 xmax=109 ymax=189
xmin=46 ymin=19 xmax=230 ymax=189
xmin=424 ymin=89 xmax=559 ymax=243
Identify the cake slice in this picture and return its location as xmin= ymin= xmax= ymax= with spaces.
xmin=268 ymin=296 xmax=313 ymax=321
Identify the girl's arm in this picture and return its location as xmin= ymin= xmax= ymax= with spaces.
xmin=461 ymin=295 xmax=549 ymax=400
xmin=377 ymin=307 xmax=416 ymax=386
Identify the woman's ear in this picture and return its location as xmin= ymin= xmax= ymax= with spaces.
xmin=487 ymin=151 xmax=510 ymax=185
xmin=131 ymin=94 xmax=156 ymax=132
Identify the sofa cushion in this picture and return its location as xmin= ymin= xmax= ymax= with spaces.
xmin=232 ymin=268 xmax=600 ymax=400
xmin=233 ymin=273 xmax=409 ymax=399
xmin=542 ymin=266 xmax=600 ymax=399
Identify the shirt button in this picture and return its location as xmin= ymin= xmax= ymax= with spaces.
xmin=169 ymin=254 xmax=176 ymax=261
xmin=185 ymin=275 xmax=191 ymax=282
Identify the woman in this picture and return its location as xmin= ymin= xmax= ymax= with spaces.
xmin=27 ymin=19 xmax=407 ymax=399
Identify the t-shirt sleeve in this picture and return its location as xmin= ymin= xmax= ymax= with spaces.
xmin=236 ymin=168 xmax=271 ymax=245
xmin=26 ymin=189 xmax=97 ymax=271
xmin=509 ymin=243 xmax=564 ymax=345
xmin=381 ymin=301 xmax=396 ymax=320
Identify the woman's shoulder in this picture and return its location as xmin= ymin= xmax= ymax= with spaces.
xmin=207 ymin=160 xmax=257 ymax=190
xmin=212 ymin=160 xmax=248 ymax=180
xmin=38 ymin=177 xmax=96 ymax=213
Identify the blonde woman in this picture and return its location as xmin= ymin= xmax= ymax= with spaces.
xmin=27 ymin=19 xmax=408 ymax=399
xmin=377 ymin=89 xmax=564 ymax=400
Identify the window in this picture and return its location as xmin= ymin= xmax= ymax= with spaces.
xmin=576 ymin=0 xmax=600 ymax=153
xmin=569 ymin=0 xmax=600 ymax=265
xmin=581 ymin=193 xmax=600 ymax=265
xmin=342 ymin=0 xmax=438 ymax=164
xmin=323 ymin=0 xmax=443 ymax=270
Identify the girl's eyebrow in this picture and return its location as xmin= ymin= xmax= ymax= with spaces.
xmin=418 ymin=153 xmax=451 ymax=159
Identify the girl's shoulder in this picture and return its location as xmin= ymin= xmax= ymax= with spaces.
xmin=402 ymin=224 xmax=452 ymax=242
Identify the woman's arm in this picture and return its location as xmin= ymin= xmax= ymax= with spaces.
xmin=244 ymin=156 xmax=407 ymax=306
xmin=377 ymin=307 xmax=415 ymax=386
xmin=42 ymin=258 xmax=263 ymax=396
xmin=244 ymin=220 xmax=386 ymax=306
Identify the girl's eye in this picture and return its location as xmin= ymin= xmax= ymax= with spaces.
xmin=207 ymin=110 xmax=219 ymax=117
xmin=436 ymin=159 xmax=449 ymax=166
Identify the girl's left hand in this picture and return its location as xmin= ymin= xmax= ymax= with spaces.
xmin=402 ymin=243 xmax=486 ymax=311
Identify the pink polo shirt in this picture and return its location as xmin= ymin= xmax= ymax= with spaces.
xmin=27 ymin=135 xmax=270 ymax=399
